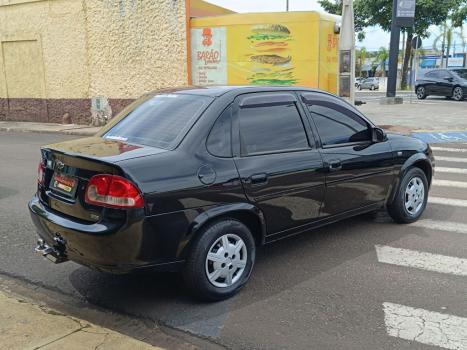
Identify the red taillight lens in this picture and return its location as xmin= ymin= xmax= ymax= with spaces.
xmin=85 ymin=175 xmax=144 ymax=209
xmin=38 ymin=160 xmax=46 ymax=186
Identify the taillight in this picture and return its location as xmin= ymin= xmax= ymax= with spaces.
xmin=38 ymin=160 xmax=46 ymax=186
xmin=85 ymin=175 xmax=144 ymax=209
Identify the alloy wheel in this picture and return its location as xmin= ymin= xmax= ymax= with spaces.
xmin=205 ymin=234 xmax=247 ymax=288
xmin=404 ymin=176 xmax=425 ymax=216
xmin=416 ymin=87 xmax=425 ymax=99
xmin=453 ymin=87 xmax=463 ymax=101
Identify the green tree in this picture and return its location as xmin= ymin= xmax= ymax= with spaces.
xmin=356 ymin=47 xmax=367 ymax=77
xmin=452 ymin=1 xmax=467 ymax=27
xmin=432 ymin=22 xmax=466 ymax=67
xmin=319 ymin=0 xmax=463 ymax=88
xmin=375 ymin=47 xmax=389 ymax=77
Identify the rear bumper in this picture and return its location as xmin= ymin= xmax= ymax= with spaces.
xmin=28 ymin=195 xmax=185 ymax=273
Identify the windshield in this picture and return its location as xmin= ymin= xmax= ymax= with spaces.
xmin=103 ymin=94 xmax=212 ymax=150
xmin=453 ymin=69 xmax=467 ymax=79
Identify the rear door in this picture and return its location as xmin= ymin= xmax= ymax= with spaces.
xmin=424 ymin=71 xmax=442 ymax=95
xmin=300 ymin=92 xmax=395 ymax=216
xmin=232 ymin=92 xmax=325 ymax=235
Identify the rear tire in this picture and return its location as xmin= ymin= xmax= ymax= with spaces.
xmin=387 ymin=167 xmax=428 ymax=224
xmin=452 ymin=86 xmax=464 ymax=101
xmin=183 ymin=219 xmax=256 ymax=301
xmin=416 ymin=86 xmax=427 ymax=100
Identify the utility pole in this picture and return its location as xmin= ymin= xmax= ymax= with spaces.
xmin=383 ymin=0 xmax=416 ymax=104
xmin=339 ymin=0 xmax=356 ymax=105
xmin=386 ymin=0 xmax=401 ymax=99
xmin=286 ymin=0 xmax=289 ymax=11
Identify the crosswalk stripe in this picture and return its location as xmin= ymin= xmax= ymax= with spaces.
xmin=436 ymin=167 xmax=467 ymax=174
xmin=375 ymin=245 xmax=467 ymax=276
xmin=383 ymin=302 xmax=467 ymax=350
xmin=429 ymin=197 xmax=467 ymax=207
xmin=411 ymin=219 xmax=467 ymax=234
xmin=433 ymin=179 xmax=467 ymax=189
xmin=432 ymin=147 xmax=467 ymax=153
xmin=436 ymin=156 xmax=467 ymax=163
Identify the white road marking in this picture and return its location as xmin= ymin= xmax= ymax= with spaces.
xmin=436 ymin=167 xmax=467 ymax=175
xmin=433 ymin=179 xmax=467 ymax=189
xmin=429 ymin=197 xmax=467 ymax=208
xmin=410 ymin=219 xmax=467 ymax=235
xmin=383 ymin=302 xmax=467 ymax=350
xmin=375 ymin=245 xmax=467 ymax=276
xmin=436 ymin=156 xmax=467 ymax=163
xmin=432 ymin=147 xmax=467 ymax=153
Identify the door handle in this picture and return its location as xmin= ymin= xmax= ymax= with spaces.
xmin=328 ymin=160 xmax=342 ymax=172
xmin=250 ymin=173 xmax=268 ymax=186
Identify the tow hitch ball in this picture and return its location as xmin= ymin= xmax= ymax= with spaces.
xmin=35 ymin=238 xmax=67 ymax=264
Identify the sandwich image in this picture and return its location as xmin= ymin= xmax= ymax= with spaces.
xmin=246 ymin=24 xmax=297 ymax=85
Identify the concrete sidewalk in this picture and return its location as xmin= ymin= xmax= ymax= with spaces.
xmin=0 ymin=290 xmax=162 ymax=350
xmin=0 ymin=121 xmax=100 ymax=136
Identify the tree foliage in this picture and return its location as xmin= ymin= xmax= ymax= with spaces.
xmin=318 ymin=0 xmax=463 ymax=37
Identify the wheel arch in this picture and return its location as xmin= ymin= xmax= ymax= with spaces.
xmin=179 ymin=203 xmax=267 ymax=259
xmin=387 ymin=154 xmax=433 ymax=206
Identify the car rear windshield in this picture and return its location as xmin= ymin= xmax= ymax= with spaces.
xmin=103 ymin=94 xmax=212 ymax=150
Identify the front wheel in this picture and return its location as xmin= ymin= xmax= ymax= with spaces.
xmin=183 ymin=219 xmax=256 ymax=301
xmin=416 ymin=86 xmax=427 ymax=99
xmin=387 ymin=167 xmax=428 ymax=224
xmin=452 ymin=86 xmax=464 ymax=101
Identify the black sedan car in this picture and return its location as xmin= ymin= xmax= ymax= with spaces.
xmin=30 ymin=86 xmax=434 ymax=300
xmin=415 ymin=68 xmax=467 ymax=101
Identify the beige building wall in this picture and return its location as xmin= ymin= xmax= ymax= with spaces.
xmin=0 ymin=0 xmax=188 ymax=124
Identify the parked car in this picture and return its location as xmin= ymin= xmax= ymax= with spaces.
xmin=415 ymin=68 xmax=467 ymax=101
xmin=358 ymin=77 xmax=379 ymax=90
xmin=355 ymin=77 xmax=364 ymax=87
xmin=30 ymin=86 xmax=434 ymax=301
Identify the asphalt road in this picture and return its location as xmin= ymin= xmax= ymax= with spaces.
xmin=1 ymin=131 xmax=467 ymax=350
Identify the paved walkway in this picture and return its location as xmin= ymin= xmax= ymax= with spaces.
xmin=0 ymin=121 xmax=100 ymax=136
xmin=0 ymin=290 xmax=162 ymax=350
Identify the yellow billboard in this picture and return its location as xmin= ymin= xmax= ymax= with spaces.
xmin=191 ymin=12 xmax=340 ymax=93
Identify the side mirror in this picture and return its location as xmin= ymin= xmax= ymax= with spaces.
xmin=372 ymin=127 xmax=386 ymax=143
xmin=445 ymin=77 xmax=454 ymax=82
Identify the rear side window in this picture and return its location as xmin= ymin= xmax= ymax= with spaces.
xmin=239 ymin=103 xmax=309 ymax=156
xmin=308 ymin=104 xmax=370 ymax=146
xmin=207 ymin=107 xmax=232 ymax=158
xmin=104 ymin=94 xmax=211 ymax=150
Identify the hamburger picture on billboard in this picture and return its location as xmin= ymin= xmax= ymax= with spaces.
xmin=246 ymin=24 xmax=297 ymax=85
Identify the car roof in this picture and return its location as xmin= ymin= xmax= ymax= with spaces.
xmin=146 ymin=85 xmax=332 ymax=98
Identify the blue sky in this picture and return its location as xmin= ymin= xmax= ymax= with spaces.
xmin=206 ymin=0 xmax=466 ymax=53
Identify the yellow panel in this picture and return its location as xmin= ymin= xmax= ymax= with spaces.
xmin=318 ymin=19 xmax=339 ymax=94
xmin=191 ymin=11 xmax=338 ymax=90
xmin=2 ymin=40 xmax=44 ymax=98
xmin=191 ymin=11 xmax=321 ymax=26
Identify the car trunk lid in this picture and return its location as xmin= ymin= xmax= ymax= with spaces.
xmin=38 ymin=137 xmax=167 ymax=222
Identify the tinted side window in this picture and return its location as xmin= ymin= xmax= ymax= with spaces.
xmin=308 ymin=104 xmax=370 ymax=146
xmin=425 ymin=71 xmax=437 ymax=78
xmin=207 ymin=107 xmax=232 ymax=158
xmin=239 ymin=103 xmax=309 ymax=156
xmin=438 ymin=70 xmax=452 ymax=79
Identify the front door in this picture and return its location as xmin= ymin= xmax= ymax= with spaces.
xmin=233 ymin=92 xmax=326 ymax=235
xmin=301 ymin=92 xmax=395 ymax=216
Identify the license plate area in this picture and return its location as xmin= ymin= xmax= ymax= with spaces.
xmin=50 ymin=172 xmax=78 ymax=198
